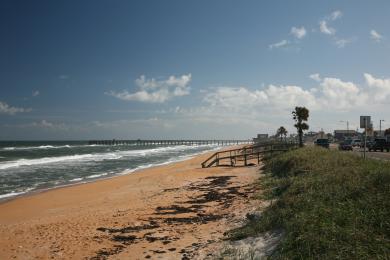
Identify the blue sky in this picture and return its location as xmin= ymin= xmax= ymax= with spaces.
xmin=1 ymin=0 xmax=390 ymax=140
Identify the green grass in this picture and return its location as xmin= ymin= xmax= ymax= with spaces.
xmin=228 ymin=147 xmax=390 ymax=259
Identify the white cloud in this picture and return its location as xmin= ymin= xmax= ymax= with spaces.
xmin=309 ymin=73 xmax=321 ymax=82
xmin=334 ymin=38 xmax=353 ymax=48
xmin=33 ymin=120 xmax=54 ymax=128
xmin=364 ymin=73 xmax=390 ymax=102
xmin=32 ymin=90 xmax=40 ymax=97
xmin=318 ymin=11 xmax=355 ymax=48
xmin=107 ymin=89 xmax=171 ymax=103
xmin=319 ymin=20 xmax=335 ymax=35
xmin=330 ymin=10 xmax=342 ymax=21
xmin=0 ymin=101 xmax=31 ymax=115
xmin=204 ymin=87 xmax=268 ymax=109
xmin=319 ymin=77 xmax=364 ymax=109
xmin=290 ymin=26 xmax=307 ymax=39
xmin=203 ymin=85 xmax=317 ymax=112
xmin=202 ymin=73 xmax=390 ymax=115
xmin=107 ymin=74 xmax=191 ymax=103
xmin=269 ymin=40 xmax=289 ymax=49
xmin=6 ymin=120 xmax=70 ymax=131
xmin=319 ymin=11 xmax=342 ymax=36
xmin=370 ymin=30 xmax=383 ymax=42
xmin=265 ymin=85 xmax=318 ymax=109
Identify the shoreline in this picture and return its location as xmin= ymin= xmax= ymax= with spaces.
xmin=0 ymin=144 xmax=259 ymax=259
xmin=0 ymin=144 xmax=226 ymax=204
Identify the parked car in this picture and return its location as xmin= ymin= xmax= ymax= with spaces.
xmin=339 ymin=139 xmax=353 ymax=151
xmin=315 ymin=138 xmax=330 ymax=148
xmin=368 ymin=138 xmax=390 ymax=152
xmin=351 ymin=139 xmax=361 ymax=147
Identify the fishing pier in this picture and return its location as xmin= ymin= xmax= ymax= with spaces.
xmin=88 ymin=139 xmax=253 ymax=146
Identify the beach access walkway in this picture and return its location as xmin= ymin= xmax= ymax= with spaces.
xmin=202 ymin=142 xmax=298 ymax=168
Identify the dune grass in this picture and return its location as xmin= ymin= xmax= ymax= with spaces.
xmin=228 ymin=147 xmax=390 ymax=259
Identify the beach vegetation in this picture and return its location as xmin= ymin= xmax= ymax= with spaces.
xmin=227 ymin=147 xmax=390 ymax=259
xmin=276 ymin=126 xmax=288 ymax=142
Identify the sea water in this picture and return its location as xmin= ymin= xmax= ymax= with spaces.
xmin=0 ymin=141 xmax=223 ymax=200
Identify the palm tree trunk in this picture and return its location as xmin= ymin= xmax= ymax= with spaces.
xmin=298 ymin=130 xmax=303 ymax=147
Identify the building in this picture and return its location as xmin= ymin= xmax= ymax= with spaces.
xmin=334 ymin=130 xmax=358 ymax=141
xmin=373 ymin=130 xmax=387 ymax=137
xmin=253 ymin=134 xmax=269 ymax=143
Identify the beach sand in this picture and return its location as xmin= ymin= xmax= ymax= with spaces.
xmin=0 ymin=147 xmax=262 ymax=259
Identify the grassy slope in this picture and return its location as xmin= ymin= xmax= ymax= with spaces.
xmin=228 ymin=147 xmax=390 ymax=259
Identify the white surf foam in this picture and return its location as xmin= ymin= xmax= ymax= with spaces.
xmin=1 ymin=144 xmax=90 ymax=151
xmin=0 ymin=144 xmax=223 ymax=170
xmin=0 ymin=188 xmax=34 ymax=200
xmin=0 ymin=144 xmax=226 ymax=200
xmin=0 ymin=153 xmax=122 ymax=170
xmin=86 ymin=173 xmax=108 ymax=179
xmin=69 ymin=177 xmax=84 ymax=182
xmin=121 ymin=144 xmax=223 ymax=175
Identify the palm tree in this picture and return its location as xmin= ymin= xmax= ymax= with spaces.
xmin=292 ymin=106 xmax=309 ymax=147
xmin=276 ymin=126 xmax=288 ymax=142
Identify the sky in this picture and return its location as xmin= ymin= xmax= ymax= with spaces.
xmin=1 ymin=0 xmax=390 ymax=140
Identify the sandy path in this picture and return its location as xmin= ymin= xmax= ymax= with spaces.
xmin=0 ymin=148 xmax=260 ymax=259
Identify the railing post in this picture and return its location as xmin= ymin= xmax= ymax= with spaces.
xmin=244 ymin=148 xmax=247 ymax=166
xmin=216 ymin=153 xmax=219 ymax=166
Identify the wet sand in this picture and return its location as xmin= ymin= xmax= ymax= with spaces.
xmin=0 ymin=147 xmax=261 ymax=259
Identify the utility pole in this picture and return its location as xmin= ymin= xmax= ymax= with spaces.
xmin=360 ymin=116 xmax=371 ymax=160
xmin=380 ymin=119 xmax=385 ymax=137
xmin=364 ymin=118 xmax=367 ymax=159
xmin=340 ymin=120 xmax=349 ymax=138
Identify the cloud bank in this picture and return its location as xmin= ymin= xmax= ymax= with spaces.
xmin=202 ymin=73 xmax=390 ymax=113
xmin=106 ymin=74 xmax=191 ymax=103
xmin=0 ymin=101 xmax=31 ymax=115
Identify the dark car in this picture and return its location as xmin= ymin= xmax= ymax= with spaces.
xmin=339 ymin=139 xmax=353 ymax=151
xmin=368 ymin=138 xmax=390 ymax=152
xmin=315 ymin=138 xmax=330 ymax=148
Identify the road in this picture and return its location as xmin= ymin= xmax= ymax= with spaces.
xmin=351 ymin=149 xmax=390 ymax=161
xmin=314 ymin=142 xmax=390 ymax=161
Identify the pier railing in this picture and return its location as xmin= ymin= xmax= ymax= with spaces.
xmin=201 ymin=142 xmax=298 ymax=168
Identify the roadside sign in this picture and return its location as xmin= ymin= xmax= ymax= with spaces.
xmin=360 ymin=115 xmax=371 ymax=160
xmin=360 ymin=116 xmax=371 ymax=128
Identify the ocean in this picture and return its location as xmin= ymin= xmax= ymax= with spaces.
xmin=0 ymin=141 xmax=223 ymax=200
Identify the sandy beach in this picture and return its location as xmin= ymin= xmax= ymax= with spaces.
xmin=0 ymin=147 xmax=261 ymax=259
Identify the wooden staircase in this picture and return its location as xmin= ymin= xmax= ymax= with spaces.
xmin=201 ymin=142 xmax=298 ymax=168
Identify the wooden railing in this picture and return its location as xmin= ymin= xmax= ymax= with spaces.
xmin=201 ymin=142 xmax=298 ymax=168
